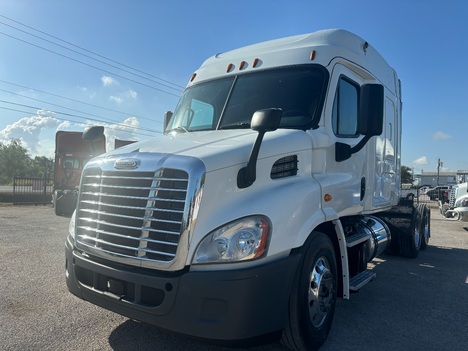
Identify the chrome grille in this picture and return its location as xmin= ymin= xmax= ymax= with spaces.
xmin=449 ymin=187 xmax=457 ymax=208
xmin=76 ymin=167 xmax=188 ymax=263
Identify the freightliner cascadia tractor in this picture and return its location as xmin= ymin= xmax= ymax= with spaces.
xmin=65 ymin=29 xmax=430 ymax=350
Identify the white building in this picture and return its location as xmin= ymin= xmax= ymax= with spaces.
xmin=415 ymin=171 xmax=467 ymax=187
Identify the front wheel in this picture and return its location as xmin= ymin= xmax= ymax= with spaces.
xmin=53 ymin=190 xmax=63 ymax=216
xmin=281 ymin=232 xmax=337 ymax=351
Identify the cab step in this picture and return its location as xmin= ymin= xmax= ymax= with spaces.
xmin=346 ymin=231 xmax=371 ymax=247
xmin=349 ymin=270 xmax=376 ymax=291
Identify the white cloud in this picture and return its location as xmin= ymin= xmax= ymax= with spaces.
xmin=109 ymin=96 xmax=123 ymax=104
xmin=57 ymin=120 xmax=73 ymax=130
xmin=77 ymin=85 xmax=96 ymax=99
xmin=127 ymin=90 xmax=137 ymax=99
xmin=432 ymin=131 xmax=451 ymax=140
xmin=413 ymin=156 xmax=429 ymax=165
xmin=108 ymin=90 xmax=137 ymax=105
xmin=101 ymin=76 xmax=117 ymax=87
xmin=0 ymin=113 xmax=60 ymax=154
xmin=0 ymin=112 xmax=141 ymax=157
xmin=103 ymin=116 xmax=140 ymax=151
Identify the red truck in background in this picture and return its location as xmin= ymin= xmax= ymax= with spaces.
xmin=53 ymin=127 xmax=106 ymax=216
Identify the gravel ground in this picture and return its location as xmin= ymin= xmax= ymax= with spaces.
xmin=1 ymin=203 xmax=467 ymax=351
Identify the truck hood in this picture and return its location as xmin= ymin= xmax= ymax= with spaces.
xmin=105 ymin=129 xmax=312 ymax=172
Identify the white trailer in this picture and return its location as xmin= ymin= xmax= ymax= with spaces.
xmin=65 ymin=29 xmax=430 ymax=350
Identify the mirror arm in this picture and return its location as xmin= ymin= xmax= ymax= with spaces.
xmin=335 ymin=135 xmax=371 ymax=162
xmin=237 ymin=131 xmax=266 ymax=188
xmin=237 ymin=108 xmax=282 ymax=189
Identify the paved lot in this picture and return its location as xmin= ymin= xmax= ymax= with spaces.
xmin=1 ymin=204 xmax=467 ymax=351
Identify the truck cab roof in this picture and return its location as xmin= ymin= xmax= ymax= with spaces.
xmin=190 ymin=29 xmax=399 ymax=98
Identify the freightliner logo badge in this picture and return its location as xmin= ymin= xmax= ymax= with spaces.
xmin=114 ymin=158 xmax=140 ymax=169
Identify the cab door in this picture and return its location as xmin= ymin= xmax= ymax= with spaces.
xmin=322 ymin=64 xmax=369 ymax=217
xmin=373 ymin=97 xmax=399 ymax=206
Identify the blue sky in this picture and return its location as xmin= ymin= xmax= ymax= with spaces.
xmin=0 ymin=0 xmax=467 ymax=174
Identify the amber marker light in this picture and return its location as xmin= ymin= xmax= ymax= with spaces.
xmin=310 ymin=50 xmax=316 ymax=60
xmin=252 ymin=58 xmax=260 ymax=68
xmin=190 ymin=73 xmax=197 ymax=82
xmin=226 ymin=63 xmax=234 ymax=72
xmin=239 ymin=60 xmax=246 ymax=70
xmin=324 ymin=194 xmax=332 ymax=202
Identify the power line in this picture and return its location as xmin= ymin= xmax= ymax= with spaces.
xmin=0 ymin=79 xmax=160 ymax=124
xmin=0 ymin=100 xmax=161 ymax=138
xmin=0 ymin=105 xmax=154 ymax=139
xmin=0 ymin=30 xmax=182 ymax=98
xmin=0 ymin=89 xmax=162 ymax=134
xmin=0 ymin=14 xmax=185 ymax=91
xmin=0 ymin=15 xmax=179 ymax=141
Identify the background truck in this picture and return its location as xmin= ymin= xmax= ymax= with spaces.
xmin=65 ymin=29 xmax=431 ymax=351
xmin=53 ymin=127 xmax=106 ymax=216
xmin=439 ymin=182 xmax=468 ymax=221
xmin=400 ymin=183 xmax=417 ymax=200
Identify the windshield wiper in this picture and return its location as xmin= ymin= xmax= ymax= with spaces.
xmin=219 ymin=122 xmax=251 ymax=130
xmin=169 ymin=126 xmax=190 ymax=133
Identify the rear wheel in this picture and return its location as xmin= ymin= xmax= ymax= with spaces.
xmin=400 ymin=209 xmax=421 ymax=258
xmin=419 ymin=204 xmax=430 ymax=250
xmin=281 ymin=232 xmax=337 ymax=351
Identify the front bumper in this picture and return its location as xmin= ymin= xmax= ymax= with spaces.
xmin=65 ymin=236 xmax=300 ymax=341
xmin=443 ymin=207 xmax=468 ymax=221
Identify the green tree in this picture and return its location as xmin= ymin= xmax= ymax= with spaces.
xmin=401 ymin=165 xmax=413 ymax=184
xmin=29 ymin=156 xmax=54 ymax=178
xmin=0 ymin=139 xmax=33 ymax=184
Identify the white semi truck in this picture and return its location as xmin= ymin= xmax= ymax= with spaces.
xmin=65 ymin=29 xmax=430 ymax=350
xmin=440 ymin=182 xmax=468 ymax=221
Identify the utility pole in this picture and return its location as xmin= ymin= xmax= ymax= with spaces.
xmin=437 ymin=158 xmax=443 ymax=186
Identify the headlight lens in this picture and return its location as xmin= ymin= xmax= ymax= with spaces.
xmin=455 ymin=197 xmax=468 ymax=208
xmin=68 ymin=210 xmax=76 ymax=240
xmin=193 ymin=216 xmax=271 ymax=264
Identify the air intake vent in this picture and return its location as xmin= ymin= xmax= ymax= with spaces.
xmin=271 ymin=155 xmax=298 ymax=179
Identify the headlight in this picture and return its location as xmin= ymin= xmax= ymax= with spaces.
xmin=193 ymin=216 xmax=271 ymax=264
xmin=455 ymin=196 xmax=468 ymax=208
xmin=68 ymin=210 xmax=76 ymax=240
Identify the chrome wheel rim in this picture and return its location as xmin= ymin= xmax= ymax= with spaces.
xmin=415 ymin=222 xmax=421 ymax=247
xmin=308 ymin=256 xmax=334 ymax=328
xmin=423 ymin=214 xmax=430 ymax=242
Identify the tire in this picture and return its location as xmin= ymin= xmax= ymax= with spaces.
xmin=400 ymin=209 xmax=422 ymax=258
xmin=419 ymin=204 xmax=430 ymax=250
xmin=54 ymin=190 xmax=63 ymax=216
xmin=281 ymin=232 xmax=337 ymax=351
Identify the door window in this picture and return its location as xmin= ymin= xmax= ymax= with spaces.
xmin=332 ymin=77 xmax=359 ymax=137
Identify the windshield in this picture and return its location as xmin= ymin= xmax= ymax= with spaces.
xmin=166 ymin=65 xmax=328 ymax=132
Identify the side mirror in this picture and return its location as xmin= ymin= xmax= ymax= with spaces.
xmin=237 ymin=108 xmax=282 ymax=189
xmin=250 ymin=108 xmax=282 ymax=132
xmin=82 ymin=126 xmax=104 ymax=142
xmin=164 ymin=111 xmax=173 ymax=131
xmin=336 ymin=84 xmax=384 ymax=162
xmin=358 ymin=84 xmax=384 ymax=136
xmin=82 ymin=126 xmax=105 ymax=156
